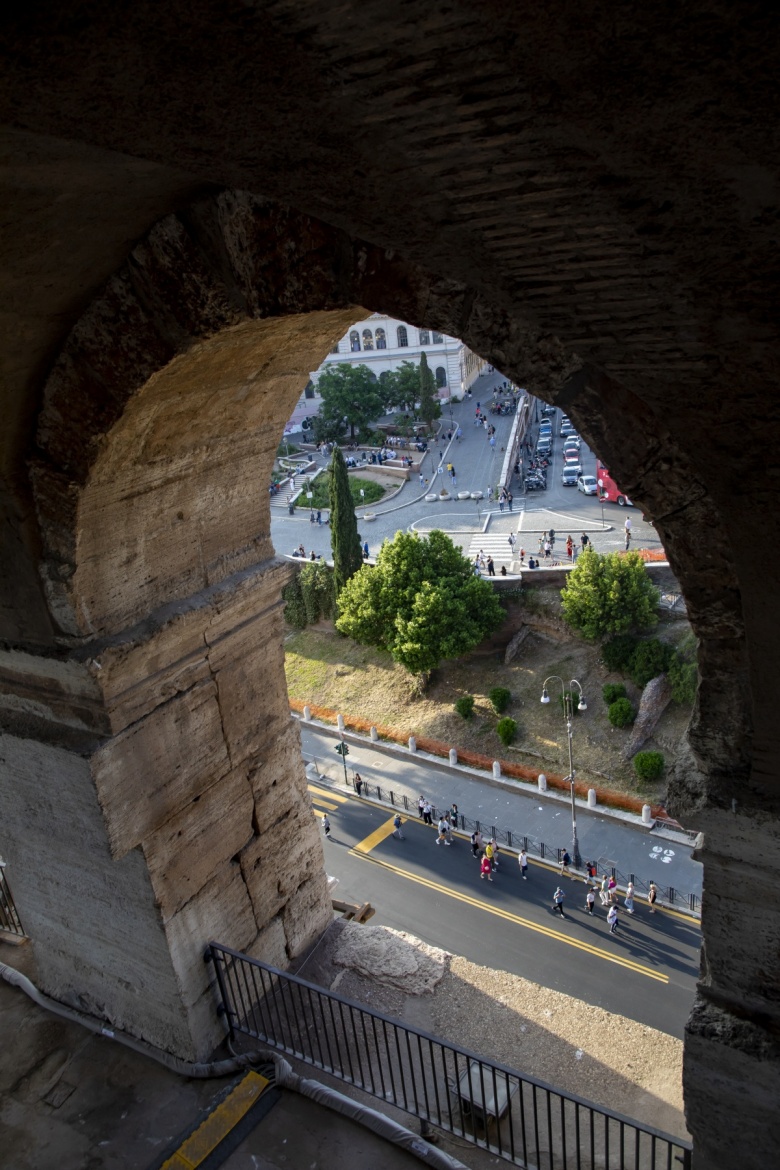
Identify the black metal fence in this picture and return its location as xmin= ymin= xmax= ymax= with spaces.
xmin=340 ymin=772 xmax=700 ymax=916
xmin=208 ymin=942 xmax=692 ymax=1170
xmin=0 ymin=863 xmax=26 ymax=939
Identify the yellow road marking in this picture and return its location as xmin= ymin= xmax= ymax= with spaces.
xmin=161 ymin=1071 xmax=270 ymax=1168
xmin=353 ymin=816 xmax=401 ymax=854
xmin=307 ymin=783 xmax=349 ymax=804
xmin=310 ymin=796 xmax=339 ymax=811
xmin=350 ymin=852 xmax=669 ymax=983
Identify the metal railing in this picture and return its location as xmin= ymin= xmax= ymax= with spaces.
xmin=208 ymin=943 xmax=692 ymax=1170
xmin=335 ymin=771 xmax=701 ymax=916
xmin=0 ymin=862 xmax=26 ymax=938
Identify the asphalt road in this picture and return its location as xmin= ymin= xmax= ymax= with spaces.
xmin=309 ymin=779 xmax=700 ymax=1039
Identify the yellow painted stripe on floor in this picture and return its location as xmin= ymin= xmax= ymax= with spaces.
xmin=311 ymin=797 xmax=339 ymax=811
xmin=307 ymin=783 xmax=349 ymax=804
xmin=353 ymin=816 xmax=401 ymax=854
xmin=351 ymin=852 xmax=669 ymax=984
xmin=161 ymin=1071 xmax=269 ymax=1169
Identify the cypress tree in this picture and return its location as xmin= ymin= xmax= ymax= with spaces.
xmin=329 ymin=446 xmax=364 ymax=595
xmin=418 ymin=351 xmax=440 ymax=431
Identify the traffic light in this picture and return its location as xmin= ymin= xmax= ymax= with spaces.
xmin=335 ymin=742 xmax=349 ymax=757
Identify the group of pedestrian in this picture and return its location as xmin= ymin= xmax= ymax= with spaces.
xmin=551 ymin=874 xmax=658 ymax=936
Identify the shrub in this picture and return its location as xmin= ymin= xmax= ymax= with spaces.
xmin=629 ymin=638 xmax=674 ymax=688
xmin=602 ymin=682 xmax=627 ymax=704
xmin=496 ymin=717 xmax=517 ymax=746
xmin=669 ymin=633 xmax=698 ymax=705
xmin=489 ymin=686 xmax=511 ymax=714
xmin=634 ymin=750 xmax=665 ymax=781
xmin=602 ymin=634 xmax=640 ymax=672
xmin=608 ymin=697 xmax=635 ymax=728
xmin=455 ymin=694 xmax=475 ymax=719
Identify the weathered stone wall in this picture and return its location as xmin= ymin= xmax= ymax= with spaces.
xmin=0 ymin=5 xmax=778 ymax=1163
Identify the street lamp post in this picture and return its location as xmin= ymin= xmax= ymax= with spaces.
xmin=540 ymin=676 xmax=587 ymax=870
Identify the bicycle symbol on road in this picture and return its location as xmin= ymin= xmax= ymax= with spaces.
xmin=649 ymin=845 xmax=675 ymax=864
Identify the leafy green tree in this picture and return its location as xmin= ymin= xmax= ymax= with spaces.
xmin=418 ymin=352 xmax=441 ymax=430
xmin=282 ymin=571 xmax=308 ymax=628
xmin=561 ymin=549 xmax=659 ymax=641
xmin=316 ymin=364 xmax=384 ymax=441
xmin=328 ymin=447 xmax=363 ymax=595
xmin=299 ymin=561 xmax=335 ymax=625
xmin=379 ymin=362 xmax=420 ymax=413
xmin=335 ymin=530 xmax=504 ymax=676
xmin=629 ymin=638 xmax=674 ymax=687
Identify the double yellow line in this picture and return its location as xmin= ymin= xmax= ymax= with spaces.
xmin=349 ymin=848 xmax=669 ymax=984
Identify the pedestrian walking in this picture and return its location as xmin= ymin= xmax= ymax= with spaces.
xmin=487 ymin=556 xmax=495 ymax=576
xmin=472 ymin=829 xmax=484 ymax=857
xmin=518 ymin=849 xmax=528 ymax=879
xmin=392 ymin=813 xmax=404 ymax=839
xmin=508 ymin=532 xmax=517 ymax=553
xmin=552 ymin=887 xmax=566 ymax=917
xmin=418 ymin=794 xmax=426 ymax=819
xmin=624 ymin=527 xmax=631 ymax=550
xmin=566 ymin=535 xmax=574 ymax=560
xmin=607 ymin=904 xmax=619 ymax=934
xmin=322 ymin=813 xmax=332 ymax=840
xmin=485 ymin=840 xmax=496 ymax=871
xmin=354 ymin=773 xmax=363 ymax=797
xmin=489 ymin=837 xmax=500 ymax=868
xmin=519 ymin=546 xmax=525 ymax=564
xmin=310 ymin=509 xmax=315 ymax=523
xmin=444 ymin=815 xmax=454 ymax=844
xmin=625 ymin=881 xmax=635 ymax=914
xmin=480 ymin=853 xmax=494 ymax=882
xmin=581 ymin=532 xmax=590 ymax=552
xmin=559 ymin=849 xmax=572 ymax=877
xmin=419 ymin=473 xmax=425 ymax=487
xmin=436 ymin=816 xmax=450 ymax=845
xmin=317 ymin=510 xmax=322 ymax=525
xmin=648 ymin=881 xmax=658 ymax=913
xmin=599 ymin=874 xmax=610 ymax=906
xmin=363 ymin=540 xmax=369 ymax=559
xmin=507 ymin=491 xmax=513 ymax=511
xmin=423 ymin=800 xmax=433 ymax=826
xmin=608 ymin=875 xmax=618 ymax=903
xmin=544 ymin=540 xmax=551 ymax=559
xmin=586 ymin=886 xmax=596 ymax=915
xmin=487 ymin=486 xmax=493 ymax=502
xmin=549 ymin=528 xmax=556 ymax=546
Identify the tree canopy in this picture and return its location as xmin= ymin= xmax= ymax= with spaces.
xmin=561 ymin=548 xmax=660 ymax=641
xmin=316 ymin=363 xmax=384 ymax=440
xmin=418 ymin=351 xmax=441 ymax=430
xmin=379 ymin=361 xmax=420 ymax=413
xmin=335 ymin=530 xmax=504 ymax=675
xmin=328 ymin=447 xmax=363 ymax=594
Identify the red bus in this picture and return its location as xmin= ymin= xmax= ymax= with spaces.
xmin=596 ymin=459 xmax=633 ymax=507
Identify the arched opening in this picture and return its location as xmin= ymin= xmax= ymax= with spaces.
xmin=419 ymin=329 xmax=430 ymax=345
xmin=362 ymin=327 xmax=374 ymax=349
xmin=396 ymin=325 xmax=408 ymax=347
xmin=349 ymin=330 xmax=361 ymax=351
xmin=375 ymin=327 xmax=386 ymax=349
xmin=435 ymin=365 xmax=447 ymax=388
xmin=3 ymin=193 xmax=752 ymax=1145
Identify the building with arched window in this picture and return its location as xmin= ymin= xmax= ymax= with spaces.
xmin=304 ymin=314 xmax=487 ymax=416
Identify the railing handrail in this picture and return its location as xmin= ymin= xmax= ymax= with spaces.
xmin=326 ymin=769 xmax=701 ymax=916
xmin=208 ymin=942 xmax=692 ymax=1167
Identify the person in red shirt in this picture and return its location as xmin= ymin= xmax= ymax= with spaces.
xmin=480 ymin=854 xmax=493 ymax=882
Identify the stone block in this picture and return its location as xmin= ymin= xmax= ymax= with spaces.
xmin=281 ymin=871 xmax=334 ymax=959
xmin=142 ymin=766 xmax=256 ymax=920
xmin=245 ymin=915 xmax=289 ymax=971
xmin=92 ymin=678 xmax=231 ymax=858
xmin=248 ymin=721 xmax=307 ymax=835
xmin=165 ymin=863 xmax=258 ymax=1006
xmin=240 ymin=804 xmax=324 ymax=930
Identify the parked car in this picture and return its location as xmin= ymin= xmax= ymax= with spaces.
xmin=577 ymin=474 xmax=598 ymax=495
xmin=561 ymin=465 xmax=579 ymax=486
xmin=563 ymin=442 xmax=581 ymax=457
xmin=563 ymin=449 xmax=581 ymax=464
xmin=560 ymin=417 xmax=576 ymax=436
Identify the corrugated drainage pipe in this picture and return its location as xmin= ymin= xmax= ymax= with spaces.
xmin=0 ymin=961 xmax=468 ymax=1170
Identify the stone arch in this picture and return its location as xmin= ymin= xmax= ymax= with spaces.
xmin=10 ymin=189 xmax=749 ymax=1076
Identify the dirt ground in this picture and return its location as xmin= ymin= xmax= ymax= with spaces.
xmin=298 ymin=919 xmax=687 ymax=1143
xmin=284 ymin=607 xmax=693 ymax=803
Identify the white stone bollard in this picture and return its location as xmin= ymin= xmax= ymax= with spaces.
xmin=642 ymin=804 xmax=653 ymax=825
xmin=538 ymin=773 xmax=547 ymax=792
xmin=409 ymin=735 xmax=417 ymax=752
xmin=337 ymin=713 xmax=345 ymax=731
xmin=588 ymin=788 xmax=597 ymax=808
xmin=449 ymin=748 xmax=458 ymax=766
xmin=493 ymin=760 xmax=502 ymax=778
xmin=370 ymin=726 xmax=379 ymax=742
xmin=303 ymin=705 xmax=311 ymax=721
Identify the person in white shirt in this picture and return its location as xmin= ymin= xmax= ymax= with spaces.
xmin=518 ymin=850 xmax=528 ymax=879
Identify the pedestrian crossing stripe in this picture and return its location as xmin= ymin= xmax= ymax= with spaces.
xmin=350 ymin=852 xmax=670 ymax=984
xmin=307 ymin=783 xmax=349 ymax=803
xmin=311 ymin=797 xmax=339 ymax=812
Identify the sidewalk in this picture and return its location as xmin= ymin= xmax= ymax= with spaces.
xmin=299 ymin=722 xmax=703 ymax=905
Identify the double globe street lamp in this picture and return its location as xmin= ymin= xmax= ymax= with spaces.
xmin=540 ymin=676 xmax=587 ymax=871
